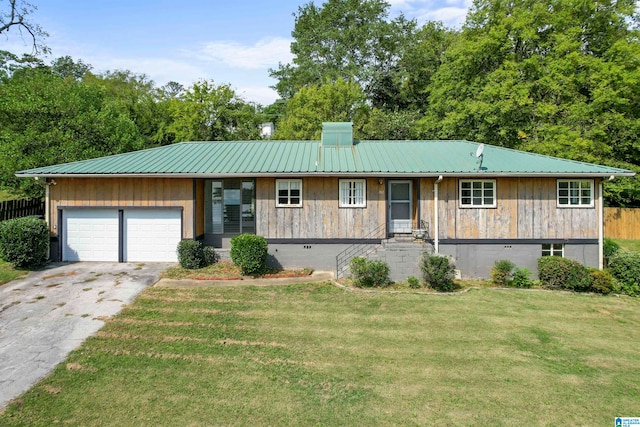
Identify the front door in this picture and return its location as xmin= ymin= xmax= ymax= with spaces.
xmin=389 ymin=180 xmax=412 ymax=233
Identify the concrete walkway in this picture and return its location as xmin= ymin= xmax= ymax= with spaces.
xmin=154 ymin=271 xmax=334 ymax=288
xmin=0 ymin=262 xmax=169 ymax=409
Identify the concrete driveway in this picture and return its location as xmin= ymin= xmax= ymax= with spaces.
xmin=0 ymin=262 xmax=170 ymax=409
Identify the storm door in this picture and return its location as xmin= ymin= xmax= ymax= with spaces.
xmin=388 ymin=180 xmax=412 ymax=233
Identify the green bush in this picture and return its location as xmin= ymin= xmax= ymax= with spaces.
xmin=537 ymin=256 xmax=592 ymax=291
xmin=588 ymin=269 xmax=613 ymax=294
xmin=491 ymin=260 xmax=515 ymax=287
xmin=608 ymin=251 xmax=640 ymax=296
xmin=349 ymin=257 xmax=390 ymax=288
xmin=422 ymin=254 xmax=456 ymax=292
xmin=177 ymin=240 xmax=208 ymax=269
xmin=203 ymin=246 xmax=217 ymax=265
xmin=407 ymin=276 xmax=421 ymax=289
xmin=230 ymin=234 xmax=268 ymax=276
xmin=603 ymin=238 xmax=620 ymax=267
xmin=0 ymin=216 xmax=49 ymax=268
xmin=511 ymin=267 xmax=533 ymax=288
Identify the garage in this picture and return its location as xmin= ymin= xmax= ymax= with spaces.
xmin=62 ymin=208 xmax=182 ymax=262
xmin=123 ymin=210 xmax=182 ymax=262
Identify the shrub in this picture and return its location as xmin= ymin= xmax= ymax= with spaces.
xmin=177 ymin=240 xmax=207 ymax=269
xmin=511 ymin=267 xmax=533 ymax=288
xmin=230 ymin=234 xmax=268 ymax=276
xmin=537 ymin=256 xmax=592 ymax=291
xmin=603 ymin=238 xmax=620 ymax=267
xmin=491 ymin=260 xmax=515 ymax=287
xmin=0 ymin=216 xmax=49 ymax=268
xmin=203 ymin=246 xmax=217 ymax=265
xmin=349 ymin=257 xmax=390 ymax=288
xmin=588 ymin=269 xmax=613 ymax=294
xmin=608 ymin=251 xmax=640 ymax=296
xmin=407 ymin=276 xmax=421 ymax=289
xmin=422 ymin=254 xmax=456 ymax=292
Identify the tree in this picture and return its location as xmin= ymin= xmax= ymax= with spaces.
xmin=168 ymin=80 xmax=262 ymax=141
xmin=270 ymin=0 xmax=417 ymax=103
xmin=274 ymin=78 xmax=367 ymax=140
xmin=0 ymin=66 xmax=143 ymax=196
xmin=51 ymin=56 xmax=92 ymax=80
xmin=0 ymin=0 xmax=48 ymax=54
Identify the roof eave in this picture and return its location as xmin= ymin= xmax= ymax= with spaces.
xmin=15 ymin=171 xmax=636 ymax=178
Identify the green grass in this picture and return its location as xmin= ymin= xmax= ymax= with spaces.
xmin=612 ymin=239 xmax=640 ymax=253
xmin=2 ymin=284 xmax=639 ymax=426
xmin=0 ymin=261 xmax=27 ymax=286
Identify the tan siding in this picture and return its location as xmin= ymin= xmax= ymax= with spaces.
xmin=436 ymin=177 xmax=598 ymax=239
xmin=256 ymin=177 xmax=385 ymax=239
xmin=49 ymin=178 xmax=194 ymax=239
xmin=195 ymin=179 xmax=204 ymax=237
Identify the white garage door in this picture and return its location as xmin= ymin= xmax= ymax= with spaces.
xmin=124 ymin=210 xmax=181 ymax=262
xmin=63 ymin=209 xmax=119 ymax=262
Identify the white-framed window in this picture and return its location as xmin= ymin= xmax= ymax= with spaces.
xmin=557 ymin=180 xmax=594 ymax=207
xmin=542 ymin=243 xmax=564 ymax=257
xmin=276 ymin=179 xmax=302 ymax=207
xmin=339 ymin=179 xmax=366 ymax=207
xmin=459 ymin=179 xmax=496 ymax=207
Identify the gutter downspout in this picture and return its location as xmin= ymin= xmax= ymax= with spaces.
xmin=44 ymin=178 xmax=50 ymax=260
xmin=599 ymin=176 xmax=613 ymax=270
xmin=434 ymin=175 xmax=443 ymax=253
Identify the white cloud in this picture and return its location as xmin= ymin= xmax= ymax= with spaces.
xmin=198 ymin=37 xmax=293 ymax=70
xmin=417 ymin=6 xmax=469 ymax=27
xmin=87 ymin=56 xmax=207 ymax=87
xmin=235 ymin=85 xmax=280 ymax=106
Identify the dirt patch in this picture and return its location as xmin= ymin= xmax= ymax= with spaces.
xmin=66 ymin=363 xmax=83 ymax=371
xmin=42 ymin=385 xmax=62 ymax=395
xmin=43 ymin=271 xmax=77 ymax=280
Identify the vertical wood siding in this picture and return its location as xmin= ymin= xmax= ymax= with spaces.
xmin=256 ymin=177 xmax=386 ymax=239
xmin=433 ymin=177 xmax=599 ymax=239
xmin=195 ymin=179 xmax=205 ymax=237
xmin=49 ymin=178 xmax=194 ymax=239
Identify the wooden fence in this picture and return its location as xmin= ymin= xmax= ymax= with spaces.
xmin=604 ymin=207 xmax=640 ymax=240
xmin=0 ymin=198 xmax=45 ymax=221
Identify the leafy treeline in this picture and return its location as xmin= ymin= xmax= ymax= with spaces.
xmin=270 ymin=0 xmax=640 ymax=206
xmin=1 ymin=0 xmax=639 ymax=205
xmin=0 ymin=53 xmax=264 ymax=197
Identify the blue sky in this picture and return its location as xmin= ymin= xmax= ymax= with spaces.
xmin=3 ymin=0 xmax=471 ymax=105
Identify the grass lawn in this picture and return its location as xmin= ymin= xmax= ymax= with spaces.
xmin=612 ymin=238 xmax=640 ymax=253
xmin=1 ymin=284 xmax=639 ymax=426
xmin=0 ymin=261 xmax=27 ymax=286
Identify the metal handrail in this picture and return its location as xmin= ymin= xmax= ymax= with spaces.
xmin=335 ymin=223 xmax=387 ymax=278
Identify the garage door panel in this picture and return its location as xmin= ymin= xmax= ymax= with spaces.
xmin=63 ymin=209 xmax=119 ymax=262
xmin=124 ymin=210 xmax=181 ymax=262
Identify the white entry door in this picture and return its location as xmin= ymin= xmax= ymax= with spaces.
xmin=123 ymin=209 xmax=181 ymax=262
xmin=389 ymin=181 xmax=412 ymax=233
xmin=63 ymin=209 xmax=119 ymax=261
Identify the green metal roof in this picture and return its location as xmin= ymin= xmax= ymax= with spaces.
xmin=16 ymin=139 xmax=634 ymax=177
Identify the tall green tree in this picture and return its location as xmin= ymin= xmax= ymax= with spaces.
xmin=419 ymin=0 xmax=640 ymax=205
xmin=0 ymin=66 xmax=143 ymax=196
xmin=270 ymin=0 xmax=417 ymax=104
xmin=168 ymin=80 xmax=262 ymax=141
xmin=274 ymin=78 xmax=367 ymax=140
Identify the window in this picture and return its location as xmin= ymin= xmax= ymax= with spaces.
xmin=276 ymin=179 xmax=302 ymax=207
xmin=204 ymin=179 xmax=255 ymax=235
xmin=459 ymin=180 xmax=496 ymax=207
xmin=339 ymin=179 xmax=366 ymax=207
xmin=542 ymin=243 xmax=564 ymax=257
xmin=557 ymin=180 xmax=593 ymax=207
